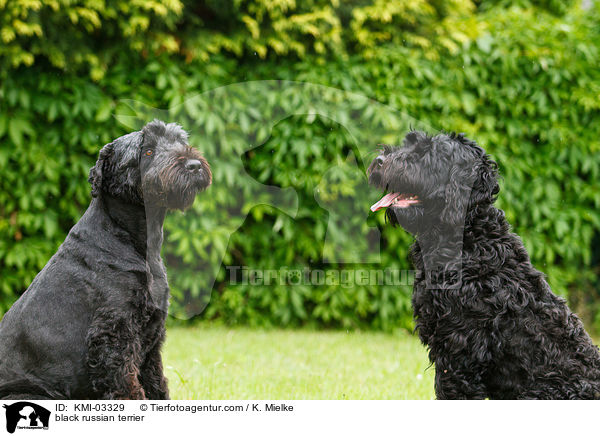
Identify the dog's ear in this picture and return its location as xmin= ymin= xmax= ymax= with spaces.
xmin=440 ymin=164 xmax=473 ymax=227
xmin=470 ymin=155 xmax=499 ymax=206
xmin=441 ymin=154 xmax=499 ymax=226
xmin=88 ymin=142 xmax=114 ymax=197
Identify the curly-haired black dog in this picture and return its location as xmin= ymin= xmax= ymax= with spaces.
xmin=0 ymin=120 xmax=211 ymax=399
xmin=368 ymin=131 xmax=600 ymax=399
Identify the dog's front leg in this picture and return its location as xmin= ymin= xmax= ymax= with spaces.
xmin=86 ymin=313 xmax=146 ymax=400
xmin=140 ymin=334 xmax=170 ymax=400
xmin=433 ymin=357 xmax=488 ymax=400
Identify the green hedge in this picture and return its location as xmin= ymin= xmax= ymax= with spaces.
xmin=1 ymin=0 xmax=599 ymax=330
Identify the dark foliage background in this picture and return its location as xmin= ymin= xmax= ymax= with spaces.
xmin=1 ymin=0 xmax=599 ymax=330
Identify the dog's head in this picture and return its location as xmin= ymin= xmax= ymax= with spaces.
xmin=89 ymin=120 xmax=212 ymax=210
xmin=367 ymin=131 xmax=498 ymax=234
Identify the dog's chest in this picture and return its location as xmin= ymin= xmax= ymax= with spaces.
xmin=145 ymin=253 xmax=170 ymax=310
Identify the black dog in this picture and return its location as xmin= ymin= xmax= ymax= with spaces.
xmin=0 ymin=120 xmax=211 ymax=399
xmin=368 ymin=131 xmax=600 ymax=399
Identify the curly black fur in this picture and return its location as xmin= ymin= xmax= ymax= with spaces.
xmin=368 ymin=131 xmax=600 ymax=399
xmin=0 ymin=120 xmax=211 ymax=399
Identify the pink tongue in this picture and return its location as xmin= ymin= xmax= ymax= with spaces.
xmin=371 ymin=192 xmax=401 ymax=212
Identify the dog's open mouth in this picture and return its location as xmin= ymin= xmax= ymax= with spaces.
xmin=370 ymin=192 xmax=420 ymax=212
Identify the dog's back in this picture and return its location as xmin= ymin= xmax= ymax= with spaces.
xmin=411 ymin=228 xmax=600 ymax=399
xmin=0 ymin=201 xmax=142 ymax=399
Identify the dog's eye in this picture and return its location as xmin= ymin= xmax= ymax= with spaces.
xmin=145 ymin=150 xmax=153 ymax=156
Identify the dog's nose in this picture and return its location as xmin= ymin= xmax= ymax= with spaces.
xmin=375 ymin=156 xmax=385 ymax=167
xmin=185 ymin=159 xmax=203 ymax=171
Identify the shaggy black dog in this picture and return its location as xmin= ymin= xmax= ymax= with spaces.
xmin=0 ymin=120 xmax=211 ymax=399
xmin=368 ymin=131 xmax=600 ymax=399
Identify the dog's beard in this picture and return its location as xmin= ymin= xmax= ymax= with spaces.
xmin=384 ymin=204 xmax=426 ymax=233
xmin=142 ymin=168 xmax=210 ymax=211
xmin=162 ymin=184 xmax=199 ymax=211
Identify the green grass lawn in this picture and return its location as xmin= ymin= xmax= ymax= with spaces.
xmin=163 ymin=326 xmax=435 ymax=400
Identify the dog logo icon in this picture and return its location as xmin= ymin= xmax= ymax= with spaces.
xmin=3 ymin=402 xmax=50 ymax=433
